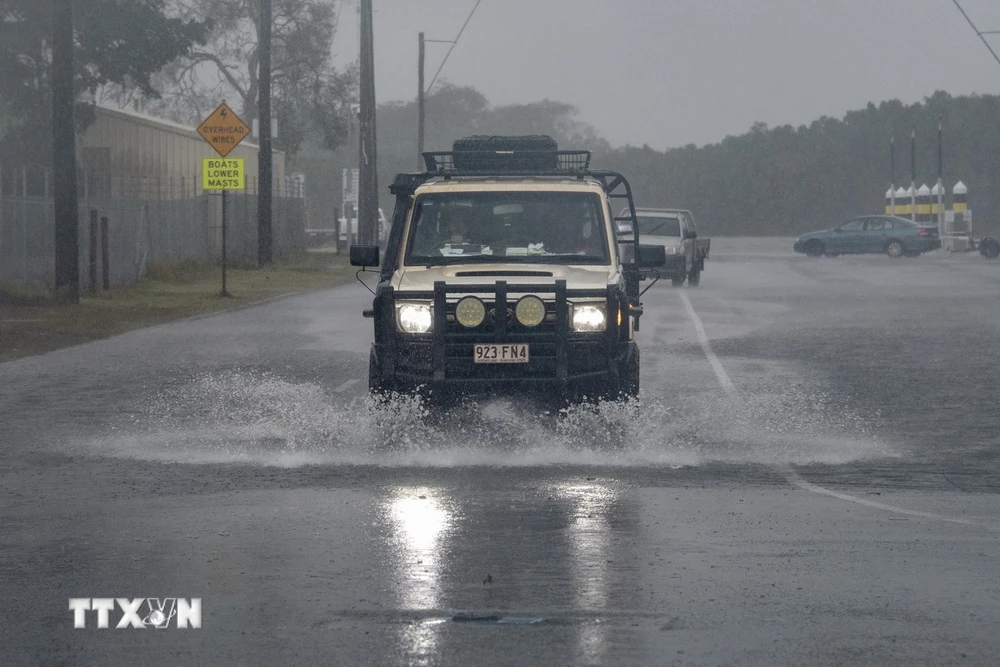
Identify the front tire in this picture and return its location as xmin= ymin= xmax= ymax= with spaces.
xmin=368 ymin=349 xmax=394 ymax=396
xmin=621 ymin=345 xmax=639 ymax=399
xmin=671 ymin=273 xmax=685 ymax=287
xmin=804 ymin=240 xmax=825 ymax=258
xmin=980 ymin=238 xmax=1000 ymax=259
xmin=886 ymin=240 xmax=905 ymax=258
xmin=688 ymin=263 xmax=701 ymax=287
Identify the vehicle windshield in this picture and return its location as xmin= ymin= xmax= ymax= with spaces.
xmin=636 ymin=215 xmax=681 ymax=237
xmin=405 ymin=191 xmax=609 ymax=265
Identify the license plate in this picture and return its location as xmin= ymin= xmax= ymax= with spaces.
xmin=473 ymin=343 xmax=529 ymax=364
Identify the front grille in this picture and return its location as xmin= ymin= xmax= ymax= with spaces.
xmin=384 ymin=279 xmax=624 ymax=383
xmin=394 ymin=339 xmax=608 ymax=380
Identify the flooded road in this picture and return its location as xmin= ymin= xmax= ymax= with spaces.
xmin=2 ymin=238 xmax=999 ymax=666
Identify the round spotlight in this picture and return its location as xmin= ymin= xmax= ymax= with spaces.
xmin=455 ymin=296 xmax=486 ymax=328
xmin=515 ymin=295 xmax=546 ymax=327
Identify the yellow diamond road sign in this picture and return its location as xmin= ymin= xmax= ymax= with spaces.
xmin=203 ymin=158 xmax=245 ymax=191
xmin=197 ymin=103 xmax=250 ymax=158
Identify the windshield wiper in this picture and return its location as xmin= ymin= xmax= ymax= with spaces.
xmin=418 ymin=255 xmax=507 ymax=267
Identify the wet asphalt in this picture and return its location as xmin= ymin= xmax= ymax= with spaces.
xmin=2 ymin=238 xmax=999 ymax=666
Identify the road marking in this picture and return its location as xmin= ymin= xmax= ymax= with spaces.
xmin=678 ymin=292 xmax=739 ymax=399
xmin=333 ymin=378 xmax=360 ymax=393
xmin=678 ymin=290 xmax=986 ymax=529
xmin=779 ymin=466 xmax=974 ymax=526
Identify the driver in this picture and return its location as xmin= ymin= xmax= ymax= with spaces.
xmin=444 ymin=215 xmax=471 ymax=244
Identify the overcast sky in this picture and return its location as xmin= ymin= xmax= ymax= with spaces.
xmin=332 ymin=0 xmax=1000 ymax=149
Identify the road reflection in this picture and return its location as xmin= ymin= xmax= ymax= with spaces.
xmin=374 ymin=477 xmax=640 ymax=664
xmin=378 ymin=486 xmax=456 ymax=664
xmin=552 ymin=481 xmax=619 ymax=663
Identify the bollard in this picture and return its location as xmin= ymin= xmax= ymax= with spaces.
xmin=952 ymin=181 xmax=967 ymax=214
xmin=894 ymin=186 xmax=910 ymax=218
xmin=916 ymin=184 xmax=932 ymax=223
xmin=100 ymin=216 xmax=110 ymax=290
xmin=931 ymin=182 xmax=944 ymax=225
xmin=89 ymin=210 xmax=98 ymax=292
xmin=952 ymin=181 xmax=970 ymax=252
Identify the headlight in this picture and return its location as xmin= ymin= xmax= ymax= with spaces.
xmin=664 ymin=246 xmax=680 ymax=254
xmin=397 ymin=303 xmax=432 ymax=333
xmin=455 ymin=296 xmax=486 ymax=328
xmin=571 ymin=304 xmax=605 ymax=332
xmin=515 ymin=295 xmax=545 ymax=327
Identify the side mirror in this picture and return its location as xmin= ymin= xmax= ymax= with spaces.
xmin=637 ymin=244 xmax=666 ymax=268
xmin=350 ymin=244 xmax=379 ymax=267
xmin=684 ymin=230 xmax=697 ymax=240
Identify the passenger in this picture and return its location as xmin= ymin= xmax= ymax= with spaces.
xmin=544 ymin=206 xmax=595 ymax=255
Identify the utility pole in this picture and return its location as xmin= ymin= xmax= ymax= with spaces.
xmin=417 ymin=32 xmax=425 ymax=169
xmin=416 ymin=35 xmax=453 ymax=169
xmin=937 ymin=117 xmax=944 ymax=231
xmin=889 ymin=134 xmax=895 ymax=186
xmin=910 ymin=126 xmax=917 ymax=222
xmin=257 ymin=0 xmax=273 ymax=265
xmin=357 ymin=0 xmax=379 ymax=246
xmin=889 ymin=134 xmax=896 ymax=214
xmin=937 ymin=117 xmax=943 ymax=181
xmin=417 ymin=1 xmax=484 ymax=168
xmin=52 ymin=0 xmax=79 ymax=302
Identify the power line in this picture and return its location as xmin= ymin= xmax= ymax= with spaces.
xmin=426 ymin=0 xmax=484 ymax=93
xmin=951 ymin=0 xmax=1000 ymax=68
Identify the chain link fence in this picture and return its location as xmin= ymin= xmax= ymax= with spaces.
xmin=0 ymin=168 xmax=306 ymax=288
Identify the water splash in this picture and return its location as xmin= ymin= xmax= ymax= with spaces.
xmin=86 ymin=369 xmax=894 ymax=467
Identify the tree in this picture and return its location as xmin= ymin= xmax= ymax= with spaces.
xmin=0 ymin=0 xmax=209 ymax=162
xmin=122 ymin=0 xmax=357 ymax=155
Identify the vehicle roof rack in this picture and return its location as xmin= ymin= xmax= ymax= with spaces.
xmin=422 ymin=149 xmax=592 ymax=176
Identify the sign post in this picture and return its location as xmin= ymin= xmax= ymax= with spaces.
xmin=197 ymin=103 xmax=251 ymax=297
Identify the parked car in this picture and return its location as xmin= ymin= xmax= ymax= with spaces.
xmin=620 ymin=208 xmax=711 ymax=286
xmin=793 ymin=215 xmax=940 ymax=258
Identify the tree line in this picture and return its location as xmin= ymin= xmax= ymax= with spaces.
xmin=297 ymin=85 xmax=1000 ymax=237
xmin=601 ymin=91 xmax=1000 ymax=237
xmin=305 ymin=86 xmax=996 ymax=237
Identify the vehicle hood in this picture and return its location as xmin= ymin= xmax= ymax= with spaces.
xmin=796 ymin=229 xmax=832 ymax=240
xmin=393 ymin=264 xmax=617 ymax=292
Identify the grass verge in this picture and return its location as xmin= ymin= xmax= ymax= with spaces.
xmin=0 ymin=251 xmax=359 ymax=363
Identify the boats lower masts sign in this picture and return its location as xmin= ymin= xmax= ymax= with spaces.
xmin=202 ymin=158 xmax=245 ymax=190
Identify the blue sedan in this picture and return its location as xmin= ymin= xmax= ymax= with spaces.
xmin=793 ymin=215 xmax=941 ymax=258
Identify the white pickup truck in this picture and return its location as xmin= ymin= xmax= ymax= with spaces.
xmin=350 ymin=135 xmax=667 ymax=401
xmin=621 ymin=207 xmax=710 ymax=286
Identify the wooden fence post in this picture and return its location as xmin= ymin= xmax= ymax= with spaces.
xmin=89 ymin=209 xmax=98 ymax=292
xmin=100 ymin=216 xmax=110 ymax=290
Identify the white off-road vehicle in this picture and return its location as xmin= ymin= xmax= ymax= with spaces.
xmin=350 ymin=136 xmax=665 ymax=400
